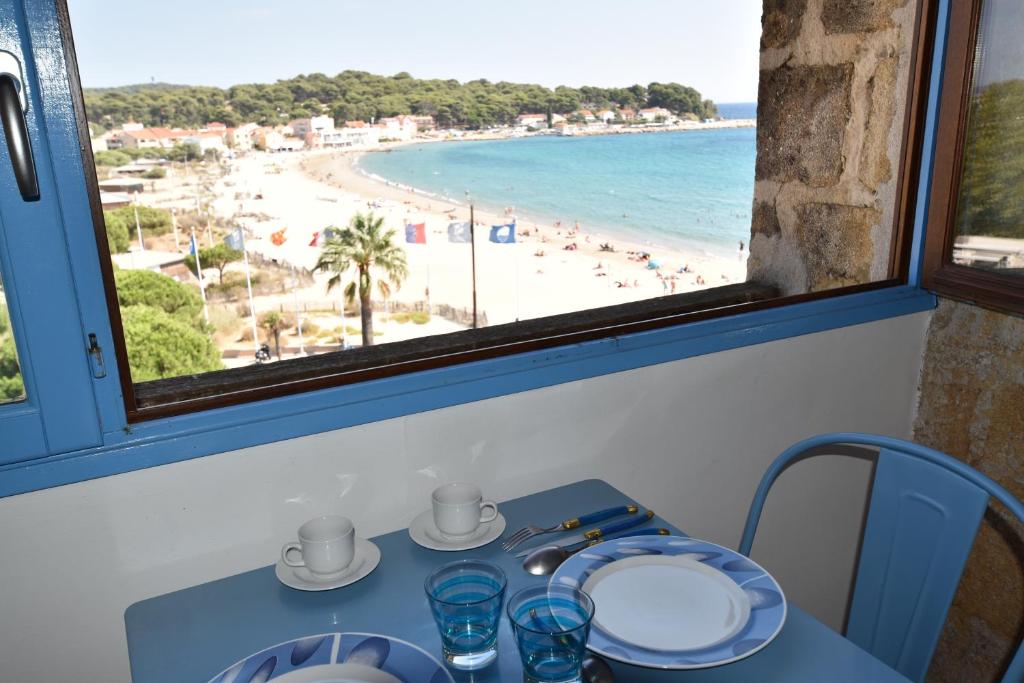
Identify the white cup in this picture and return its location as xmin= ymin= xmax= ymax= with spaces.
xmin=432 ymin=482 xmax=498 ymax=538
xmin=282 ymin=515 xmax=355 ymax=578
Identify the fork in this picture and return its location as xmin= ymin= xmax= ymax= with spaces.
xmin=502 ymin=504 xmax=639 ymax=551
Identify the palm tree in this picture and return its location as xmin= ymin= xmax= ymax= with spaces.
xmin=314 ymin=212 xmax=408 ymax=346
xmin=259 ymin=311 xmax=286 ymax=360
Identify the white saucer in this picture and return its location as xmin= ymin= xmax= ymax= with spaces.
xmin=408 ymin=510 xmax=506 ymax=551
xmin=275 ymin=538 xmax=381 ymax=591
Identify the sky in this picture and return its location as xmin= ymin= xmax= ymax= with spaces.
xmin=65 ymin=0 xmax=762 ymax=103
xmin=978 ymin=0 xmax=1024 ymax=87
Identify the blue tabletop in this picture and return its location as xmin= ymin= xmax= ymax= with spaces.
xmin=125 ymin=479 xmax=908 ymax=682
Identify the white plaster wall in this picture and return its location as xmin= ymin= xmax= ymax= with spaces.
xmin=0 ymin=312 xmax=930 ymax=682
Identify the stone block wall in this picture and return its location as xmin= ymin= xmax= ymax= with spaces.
xmin=914 ymin=300 xmax=1024 ymax=682
xmin=749 ymin=0 xmax=915 ymax=294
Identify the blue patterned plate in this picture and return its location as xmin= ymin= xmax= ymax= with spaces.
xmin=551 ymin=535 xmax=786 ymax=670
xmin=208 ymin=632 xmax=454 ymax=683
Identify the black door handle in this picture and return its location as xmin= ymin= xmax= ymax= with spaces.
xmin=0 ymin=73 xmax=39 ymax=201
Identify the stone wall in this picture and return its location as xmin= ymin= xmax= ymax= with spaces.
xmin=749 ymin=0 xmax=915 ymax=294
xmin=914 ymin=300 xmax=1024 ymax=682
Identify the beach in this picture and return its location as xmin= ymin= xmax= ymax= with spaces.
xmin=135 ymin=138 xmax=749 ymax=364
xmin=294 ymin=147 xmax=748 ymax=326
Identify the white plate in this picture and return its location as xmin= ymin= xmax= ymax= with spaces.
xmin=582 ymin=555 xmax=751 ymax=652
xmin=551 ymin=535 xmax=787 ymax=670
xmin=273 ymin=663 xmax=400 ymax=683
xmin=275 ymin=538 xmax=381 ymax=591
xmin=408 ymin=510 xmax=506 ymax=551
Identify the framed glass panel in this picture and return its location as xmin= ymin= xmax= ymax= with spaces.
xmin=924 ymin=0 xmax=1024 ymax=313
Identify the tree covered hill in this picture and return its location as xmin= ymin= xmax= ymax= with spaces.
xmin=83 ymin=71 xmax=716 ymax=130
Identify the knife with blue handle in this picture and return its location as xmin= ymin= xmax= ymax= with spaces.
xmin=515 ymin=510 xmax=656 ymax=558
xmin=564 ymin=504 xmax=639 ymax=529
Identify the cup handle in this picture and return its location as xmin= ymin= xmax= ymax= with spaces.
xmin=479 ymin=500 xmax=498 ymax=524
xmin=282 ymin=542 xmax=305 ymax=567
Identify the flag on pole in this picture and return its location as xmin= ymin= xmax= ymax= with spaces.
xmin=448 ymin=222 xmax=472 ymax=243
xmin=225 ymin=227 xmax=245 ymax=251
xmin=271 ymin=228 xmax=288 ymax=246
xmin=189 ymin=233 xmax=199 ymax=257
xmin=309 ymin=231 xmax=322 ymax=247
xmin=405 ymin=222 xmax=427 ymax=244
xmin=489 ymin=223 xmax=516 ymax=244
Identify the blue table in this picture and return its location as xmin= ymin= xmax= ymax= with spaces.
xmin=125 ymin=479 xmax=909 ymax=682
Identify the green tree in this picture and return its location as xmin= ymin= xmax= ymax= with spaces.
xmin=185 ymin=243 xmax=243 ymax=284
xmin=166 ymin=142 xmax=202 ymax=162
xmin=957 ymin=79 xmax=1024 ymax=239
xmin=120 ymin=305 xmax=222 ymax=381
xmin=94 ymin=150 xmax=131 ymax=167
xmin=0 ymin=305 xmax=24 ymax=402
xmin=143 ymin=166 xmax=166 ymax=179
xmin=314 ymin=212 xmax=408 ymax=346
xmin=105 ymin=205 xmax=172 ymax=237
xmin=104 ymin=210 xmax=131 ymax=253
xmin=114 ymin=269 xmax=204 ymax=326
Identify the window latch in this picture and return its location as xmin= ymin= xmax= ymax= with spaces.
xmin=87 ymin=333 xmax=106 ymax=379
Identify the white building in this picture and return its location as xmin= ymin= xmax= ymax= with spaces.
xmin=638 ymin=107 xmax=673 ymax=122
xmin=228 ymin=123 xmax=259 ymax=152
xmin=320 ymin=126 xmax=381 ymax=149
xmin=377 ymin=116 xmax=417 ymax=141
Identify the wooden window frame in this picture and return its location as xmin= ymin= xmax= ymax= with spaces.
xmin=922 ymin=0 xmax=1024 ymax=316
xmin=56 ymin=0 xmax=938 ymax=423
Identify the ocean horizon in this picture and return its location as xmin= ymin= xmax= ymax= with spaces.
xmin=358 ymin=102 xmax=757 ymax=260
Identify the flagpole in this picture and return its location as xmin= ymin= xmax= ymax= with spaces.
xmin=470 ymin=204 xmax=478 ymax=329
xmin=513 ymin=219 xmax=520 ymax=322
xmin=171 ymin=208 xmax=181 ymax=252
xmin=239 ymin=228 xmax=259 ymax=355
xmin=190 ymin=227 xmax=210 ymax=326
xmin=133 ymin=191 xmax=145 ymax=253
xmin=292 ymin=266 xmax=306 ymax=357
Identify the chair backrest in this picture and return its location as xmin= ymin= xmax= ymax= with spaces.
xmin=739 ymin=432 xmax=1024 ymax=683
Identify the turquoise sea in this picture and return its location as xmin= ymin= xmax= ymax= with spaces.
xmin=358 ymin=103 xmax=756 ymax=259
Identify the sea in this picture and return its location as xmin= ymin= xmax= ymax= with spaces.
xmin=358 ymin=102 xmax=757 ymax=260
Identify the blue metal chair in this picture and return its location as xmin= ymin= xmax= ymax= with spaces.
xmin=739 ymin=432 xmax=1024 ymax=683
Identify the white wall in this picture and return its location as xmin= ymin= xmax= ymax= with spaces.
xmin=0 ymin=312 xmax=930 ymax=682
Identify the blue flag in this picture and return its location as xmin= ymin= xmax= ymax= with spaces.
xmin=189 ymin=234 xmax=198 ymax=257
xmin=489 ymin=223 xmax=516 ymax=244
xmin=448 ymin=222 xmax=472 ymax=243
xmin=224 ymin=227 xmax=244 ymax=251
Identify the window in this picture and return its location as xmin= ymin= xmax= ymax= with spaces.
xmin=0 ymin=274 xmax=24 ymax=405
xmin=49 ymin=0 xmax=935 ymax=422
xmin=923 ymin=0 xmax=1024 ymax=314
xmin=0 ymin=0 xmax=940 ymax=490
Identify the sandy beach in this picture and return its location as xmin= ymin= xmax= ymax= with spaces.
xmin=291 ymin=147 xmax=748 ymax=326
xmin=133 ymin=141 xmax=748 ymax=365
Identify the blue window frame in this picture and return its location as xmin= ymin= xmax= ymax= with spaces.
xmin=0 ymin=0 xmax=948 ymax=497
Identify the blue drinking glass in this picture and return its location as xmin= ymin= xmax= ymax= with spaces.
xmin=424 ymin=559 xmax=507 ymax=670
xmin=508 ymin=585 xmax=595 ymax=683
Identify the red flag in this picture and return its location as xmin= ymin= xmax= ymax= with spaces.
xmin=309 ymin=231 xmax=320 ymax=247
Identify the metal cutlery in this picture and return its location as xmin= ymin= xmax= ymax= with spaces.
xmin=521 ymin=527 xmax=670 ymax=575
xmin=502 ymin=504 xmax=639 ymax=551
xmin=515 ymin=510 xmax=655 ymax=558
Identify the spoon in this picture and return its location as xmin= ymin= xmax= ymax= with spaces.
xmin=583 ymin=655 xmax=616 ymax=683
xmin=522 ymin=528 xmax=670 ymax=575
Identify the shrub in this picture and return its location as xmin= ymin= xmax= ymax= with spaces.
xmin=120 ymin=305 xmax=222 ymax=381
xmin=94 ymin=150 xmax=131 ymax=167
xmin=143 ymin=167 xmax=167 ymax=179
xmin=410 ymin=311 xmax=431 ymax=325
xmin=104 ymin=212 xmax=131 ymax=253
xmin=114 ymin=269 xmax=203 ymax=327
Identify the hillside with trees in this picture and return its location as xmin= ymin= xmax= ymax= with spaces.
xmin=957 ymin=79 xmax=1024 ymax=239
xmin=83 ymin=71 xmax=717 ymax=130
